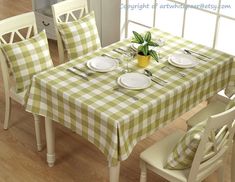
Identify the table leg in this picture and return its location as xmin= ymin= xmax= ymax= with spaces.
xmin=109 ymin=162 xmax=120 ymax=182
xmin=45 ymin=117 xmax=55 ymax=167
xmin=232 ymin=140 xmax=235 ymax=182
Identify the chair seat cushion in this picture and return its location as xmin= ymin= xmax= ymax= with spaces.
xmin=57 ymin=11 xmax=101 ymax=60
xmin=1 ymin=30 xmax=53 ymax=93
xmin=140 ymin=131 xmax=189 ymax=182
xmin=10 ymin=86 xmax=27 ymax=105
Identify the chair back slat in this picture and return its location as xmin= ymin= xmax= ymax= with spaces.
xmin=57 ymin=17 xmax=63 ymax=23
xmin=188 ymin=106 xmax=235 ymax=181
xmin=70 ymin=12 xmax=78 ymax=21
xmin=26 ymin=26 xmax=33 ymax=39
xmin=65 ymin=13 xmax=70 ymax=22
xmin=9 ymin=32 xmax=14 ymax=43
xmin=0 ymin=37 xmax=7 ymax=44
xmin=15 ymin=30 xmax=26 ymax=41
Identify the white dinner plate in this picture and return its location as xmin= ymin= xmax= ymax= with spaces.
xmin=168 ymin=54 xmax=198 ymax=68
xmin=87 ymin=56 xmax=119 ymax=72
xmin=117 ymin=72 xmax=151 ymax=90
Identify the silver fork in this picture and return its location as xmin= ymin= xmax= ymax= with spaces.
xmin=161 ymin=66 xmax=186 ymax=78
xmin=73 ymin=66 xmax=94 ymax=76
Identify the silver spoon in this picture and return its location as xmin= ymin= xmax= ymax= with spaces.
xmin=144 ymin=69 xmax=168 ymax=83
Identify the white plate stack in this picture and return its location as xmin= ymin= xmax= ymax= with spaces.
xmin=117 ymin=73 xmax=151 ymax=90
xmin=168 ymin=54 xmax=198 ymax=68
xmin=87 ymin=56 xmax=119 ymax=72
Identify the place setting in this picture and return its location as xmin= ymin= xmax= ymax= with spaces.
xmin=160 ymin=52 xmax=199 ymax=78
xmin=114 ymin=72 xmax=153 ymax=101
xmin=66 ymin=55 xmax=120 ymax=80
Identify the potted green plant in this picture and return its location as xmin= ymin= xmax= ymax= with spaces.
xmin=132 ymin=31 xmax=159 ymax=67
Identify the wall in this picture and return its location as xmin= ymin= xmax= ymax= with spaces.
xmin=88 ymin=0 xmax=120 ymax=47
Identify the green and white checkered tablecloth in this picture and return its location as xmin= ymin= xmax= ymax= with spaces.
xmin=26 ymin=28 xmax=235 ymax=166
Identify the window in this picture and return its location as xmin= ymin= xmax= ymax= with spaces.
xmin=121 ymin=0 xmax=235 ymax=55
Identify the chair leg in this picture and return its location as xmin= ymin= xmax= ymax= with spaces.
xmin=232 ymin=139 xmax=235 ymax=182
xmin=140 ymin=160 xmax=147 ymax=182
xmin=33 ymin=114 xmax=43 ymax=151
xmin=109 ymin=162 xmax=120 ymax=182
xmin=3 ymin=97 xmax=11 ymax=130
xmin=218 ymin=165 xmax=224 ymax=182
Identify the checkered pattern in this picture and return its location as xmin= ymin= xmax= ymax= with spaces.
xmin=25 ymin=28 xmax=235 ymax=166
xmin=57 ymin=11 xmax=101 ymax=60
xmin=165 ymin=122 xmax=206 ymax=169
xmin=1 ymin=30 xmax=53 ymax=93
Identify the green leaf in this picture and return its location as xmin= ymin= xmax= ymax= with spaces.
xmin=138 ymin=45 xmax=144 ymax=53
xmin=148 ymin=41 xmax=159 ymax=47
xmin=149 ymin=50 xmax=159 ymax=62
xmin=131 ymin=38 xmax=139 ymax=44
xmin=144 ymin=31 xmax=151 ymax=42
xmin=142 ymin=45 xmax=149 ymax=56
xmin=133 ymin=31 xmax=144 ymax=44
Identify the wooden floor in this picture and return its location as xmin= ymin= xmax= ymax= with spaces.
xmin=0 ymin=1 xmax=231 ymax=181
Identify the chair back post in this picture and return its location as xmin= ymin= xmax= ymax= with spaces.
xmin=188 ymin=107 xmax=235 ymax=181
xmin=52 ymin=0 xmax=88 ymax=63
xmin=51 ymin=6 xmax=65 ymax=63
xmin=0 ymin=12 xmax=37 ymax=97
xmin=0 ymin=50 xmax=10 ymax=98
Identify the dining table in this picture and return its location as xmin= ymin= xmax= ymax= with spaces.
xmin=25 ymin=28 xmax=235 ymax=182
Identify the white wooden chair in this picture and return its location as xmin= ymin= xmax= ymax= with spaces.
xmin=0 ymin=12 xmax=42 ymax=151
xmin=140 ymin=106 xmax=235 ymax=182
xmin=52 ymin=0 xmax=89 ymax=63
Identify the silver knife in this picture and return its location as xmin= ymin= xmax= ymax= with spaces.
xmin=113 ymin=49 xmax=123 ymax=54
xmin=117 ymin=47 xmax=127 ymax=53
xmin=185 ymin=49 xmax=212 ymax=59
xmin=67 ymin=68 xmax=89 ymax=81
xmin=102 ymin=54 xmax=121 ymax=62
xmin=151 ymin=79 xmax=165 ymax=86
